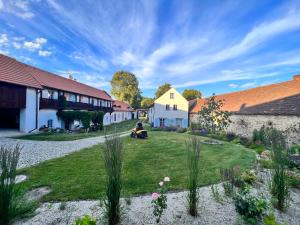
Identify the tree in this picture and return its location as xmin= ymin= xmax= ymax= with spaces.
xmin=182 ymin=89 xmax=202 ymax=100
xmin=111 ymin=71 xmax=142 ymax=109
xmin=155 ymin=83 xmax=171 ymax=99
xmin=141 ymin=97 xmax=154 ymax=109
xmin=198 ymin=94 xmax=231 ymax=134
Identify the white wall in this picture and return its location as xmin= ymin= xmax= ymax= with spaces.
xmin=152 ymin=88 xmax=189 ymax=128
xmin=38 ymin=109 xmax=62 ymax=129
xmin=20 ymin=88 xmax=38 ymax=132
xmin=110 ymin=111 xmax=133 ymax=124
xmin=103 ymin=112 xmax=111 ymax=126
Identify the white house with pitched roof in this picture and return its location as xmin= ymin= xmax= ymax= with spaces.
xmin=148 ymin=88 xmax=189 ymax=128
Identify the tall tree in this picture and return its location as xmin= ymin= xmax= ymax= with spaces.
xmin=155 ymin=83 xmax=171 ymax=99
xmin=182 ymin=89 xmax=202 ymax=100
xmin=141 ymin=97 xmax=154 ymax=108
xmin=111 ymin=71 xmax=141 ymax=109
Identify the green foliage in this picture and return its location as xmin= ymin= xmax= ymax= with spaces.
xmin=111 ymin=71 xmax=142 ymax=109
xmin=182 ymin=89 xmax=202 ymax=100
xmin=287 ymin=175 xmax=300 ymax=188
xmin=288 ymin=144 xmax=300 ymax=155
xmin=186 ymin=136 xmax=201 ymax=216
xmin=141 ymin=97 xmax=154 ymax=109
xmin=241 ymin=170 xmax=257 ymax=185
xmin=101 ymin=134 xmax=123 ymax=225
xmin=259 ymin=159 xmax=274 ymax=169
xmin=210 ymin=184 xmax=223 ymax=204
xmin=73 ymin=215 xmax=96 ymax=225
xmin=155 ymin=83 xmax=171 ymax=99
xmin=234 ymin=187 xmax=268 ymax=225
xmin=58 ymin=95 xmax=67 ymax=109
xmin=198 ymin=95 xmax=231 ymax=134
xmin=226 ymin=132 xmax=236 ymax=142
xmin=57 ymin=111 xmax=104 ymax=130
xmin=263 ymin=213 xmax=282 ymax=225
xmin=249 ymin=144 xmax=265 ymax=155
xmin=219 ymin=166 xmax=243 ymax=197
xmin=0 ymin=145 xmax=37 ymax=225
xmin=268 ymin=128 xmax=290 ymax=211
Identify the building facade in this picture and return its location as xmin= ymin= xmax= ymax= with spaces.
xmin=149 ymin=88 xmax=188 ymax=128
xmin=0 ymin=54 xmax=116 ymax=132
xmin=111 ymin=100 xmax=136 ymax=123
xmin=189 ymin=75 xmax=300 ymax=144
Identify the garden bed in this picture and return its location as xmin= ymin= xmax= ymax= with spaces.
xmin=15 ymin=180 xmax=300 ymax=225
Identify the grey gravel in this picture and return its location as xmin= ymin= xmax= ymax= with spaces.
xmin=14 ymin=182 xmax=300 ymax=225
xmin=25 ymin=187 xmax=52 ymax=202
xmin=15 ymin=175 xmax=27 ymax=184
xmin=0 ymin=131 xmax=130 ymax=169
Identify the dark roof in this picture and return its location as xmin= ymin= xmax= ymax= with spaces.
xmin=190 ymin=75 xmax=300 ymax=116
xmin=0 ymin=54 xmax=112 ymax=100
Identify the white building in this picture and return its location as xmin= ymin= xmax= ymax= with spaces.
xmin=0 ymin=54 xmax=114 ymax=132
xmin=148 ymin=88 xmax=189 ymax=128
xmin=111 ymin=100 xmax=136 ymax=123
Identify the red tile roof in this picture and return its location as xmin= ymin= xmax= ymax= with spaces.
xmin=113 ymin=100 xmax=134 ymax=112
xmin=0 ymin=54 xmax=42 ymax=89
xmin=190 ymin=76 xmax=300 ymax=116
xmin=0 ymin=54 xmax=112 ymax=101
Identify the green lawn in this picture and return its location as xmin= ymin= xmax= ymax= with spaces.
xmin=20 ymin=131 xmax=255 ymax=201
xmin=16 ymin=119 xmax=138 ymax=141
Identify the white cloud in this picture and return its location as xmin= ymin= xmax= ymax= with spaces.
xmin=240 ymin=82 xmax=257 ymax=88
xmin=229 ymin=83 xmax=238 ymax=88
xmin=0 ymin=34 xmax=8 ymax=46
xmin=38 ymin=50 xmax=52 ymax=56
xmin=12 ymin=42 xmax=21 ymax=49
xmin=0 ymin=0 xmax=35 ymax=19
xmin=23 ymin=37 xmax=47 ymax=51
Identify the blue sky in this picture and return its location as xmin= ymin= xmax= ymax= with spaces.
xmin=0 ymin=0 xmax=300 ymax=98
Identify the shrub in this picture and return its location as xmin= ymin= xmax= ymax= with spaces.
xmin=176 ymin=128 xmax=187 ymax=133
xmin=0 ymin=145 xmax=36 ymax=225
xmin=234 ymin=187 xmax=268 ymax=225
xmin=151 ymin=177 xmax=170 ymax=223
xmin=73 ymin=215 xmax=96 ymax=225
xmin=249 ymin=144 xmax=265 ymax=155
xmin=268 ymin=128 xmax=290 ymax=211
xmin=287 ymin=174 xmax=300 ymax=188
xmin=226 ymin=132 xmax=236 ymax=142
xmin=219 ymin=166 xmax=243 ymax=196
xmin=288 ymin=144 xmax=300 ymax=155
xmin=241 ymin=170 xmax=257 ymax=185
xmin=101 ymin=134 xmax=123 ymax=225
xmin=263 ymin=213 xmax=282 ymax=225
xmin=259 ymin=159 xmax=273 ymax=169
xmin=186 ymin=136 xmax=201 ymax=216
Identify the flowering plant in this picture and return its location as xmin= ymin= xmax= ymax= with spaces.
xmin=151 ymin=177 xmax=171 ymax=223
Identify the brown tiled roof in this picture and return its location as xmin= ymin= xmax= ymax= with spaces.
xmin=190 ymin=76 xmax=300 ymax=116
xmin=113 ymin=100 xmax=134 ymax=112
xmin=0 ymin=54 xmax=42 ymax=89
xmin=0 ymin=54 xmax=112 ymax=100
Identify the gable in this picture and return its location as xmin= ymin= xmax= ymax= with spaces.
xmin=155 ymin=88 xmax=188 ymax=105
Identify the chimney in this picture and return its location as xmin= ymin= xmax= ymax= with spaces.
xmin=293 ymin=75 xmax=300 ymax=81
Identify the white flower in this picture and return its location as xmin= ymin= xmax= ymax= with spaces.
xmin=164 ymin=177 xmax=170 ymax=182
xmin=159 ymin=181 xmax=164 ymax=186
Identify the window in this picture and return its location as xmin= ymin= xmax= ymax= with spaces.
xmin=159 ymin=118 xmax=165 ymax=127
xmin=173 ymin=104 xmax=177 ymax=111
xmin=170 ymin=93 xmax=174 ymax=99
xmin=48 ymin=90 xmax=54 ymax=99
xmin=166 ymin=104 xmax=170 ymax=110
xmin=47 ymin=119 xmax=53 ymax=128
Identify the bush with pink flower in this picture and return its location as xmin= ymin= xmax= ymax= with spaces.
xmin=151 ymin=176 xmax=171 ymax=223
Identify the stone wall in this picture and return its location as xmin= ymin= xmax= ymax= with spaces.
xmin=189 ymin=113 xmax=300 ymax=145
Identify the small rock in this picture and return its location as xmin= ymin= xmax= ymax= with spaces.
xmin=26 ymin=186 xmax=52 ymax=201
xmin=15 ymin=175 xmax=27 ymax=184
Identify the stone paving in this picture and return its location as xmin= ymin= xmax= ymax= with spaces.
xmin=0 ymin=131 xmax=130 ymax=169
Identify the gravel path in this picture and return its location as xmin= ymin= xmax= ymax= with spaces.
xmin=14 ymin=183 xmax=300 ymax=225
xmin=0 ymin=131 xmax=130 ymax=169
